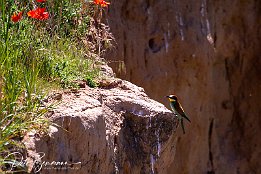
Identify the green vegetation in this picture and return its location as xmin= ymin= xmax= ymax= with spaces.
xmin=0 ymin=0 xmax=111 ymax=172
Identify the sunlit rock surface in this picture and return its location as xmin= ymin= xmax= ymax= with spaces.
xmin=24 ymin=79 xmax=178 ymax=174
xmin=106 ymin=0 xmax=261 ymax=173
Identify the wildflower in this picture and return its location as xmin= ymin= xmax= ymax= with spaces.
xmin=100 ymin=0 xmax=110 ymax=7
xmin=93 ymin=0 xmax=101 ymax=5
xmin=28 ymin=7 xmax=49 ymax=20
xmin=93 ymin=0 xmax=110 ymax=7
xmin=11 ymin=11 xmax=23 ymax=23
xmin=36 ymin=0 xmax=46 ymax=2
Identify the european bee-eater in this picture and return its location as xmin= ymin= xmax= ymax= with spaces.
xmin=166 ymin=95 xmax=191 ymax=134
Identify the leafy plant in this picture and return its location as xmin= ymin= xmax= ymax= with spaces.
xmin=0 ymin=0 xmax=112 ymax=172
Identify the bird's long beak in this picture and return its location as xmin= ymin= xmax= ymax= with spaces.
xmin=165 ymin=95 xmax=170 ymax=98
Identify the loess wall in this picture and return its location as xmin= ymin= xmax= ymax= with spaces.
xmin=105 ymin=0 xmax=261 ymax=173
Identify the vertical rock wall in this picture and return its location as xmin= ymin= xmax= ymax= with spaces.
xmin=106 ymin=0 xmax=261 ymax=173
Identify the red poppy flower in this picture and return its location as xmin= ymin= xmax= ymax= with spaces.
xmin=36 ymin=0 xmax=46 ymax=2
xmin=100 ymin=1 xmax=110 ymax=7
xmin=93 ymin=0 xmax=110 ymax=7
xmin=28 ymin=7 xmax=49 ymax=20
xmin=93 ymin=0 xmax=101 ymax=5
xmin=11 ymin=11 xmax=23 ymax=23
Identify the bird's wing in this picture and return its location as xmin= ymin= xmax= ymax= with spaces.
xmin=176 ymin=102 xmax=191 ymax=122
xmin=182 ymin=113 xmax=191 ymax=122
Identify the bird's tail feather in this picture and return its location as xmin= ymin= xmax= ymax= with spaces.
xmin=181 ymin=119 xmax=185 ymax=134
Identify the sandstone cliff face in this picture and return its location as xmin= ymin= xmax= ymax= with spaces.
xmin=24 ymin=79 xmax=178 ymax=174
xmin=106 ymin=0 xmax=261 ymax=173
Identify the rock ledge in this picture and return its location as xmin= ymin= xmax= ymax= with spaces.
xmin=24 ymin=79 xmax=178 ymax=174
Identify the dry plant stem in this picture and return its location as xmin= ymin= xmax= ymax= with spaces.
xmin=96 ymin=8 xmax=102 ymax=58
xmin=98 ymin=8 xmax=103 ymax=57
xmin=93 ymin=6 xmax=103 ymax=58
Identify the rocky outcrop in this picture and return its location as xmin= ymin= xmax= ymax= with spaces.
xmin=105 ymin=0 xmax=261 ymax=173
xmin=24 ymin=79 xmax=178 ymax=174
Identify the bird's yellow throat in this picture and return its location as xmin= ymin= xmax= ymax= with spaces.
xmin=168 ymin=98 xmax=175 ymax=102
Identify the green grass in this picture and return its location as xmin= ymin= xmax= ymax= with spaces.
xmin=36 ymin=36 xmax=99 ymax=88
xmin=0 ymin=0 xmax=110 ymax=172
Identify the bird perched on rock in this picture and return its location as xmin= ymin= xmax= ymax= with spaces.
xmin=166 ymin=95 xmax=191 ymax=134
